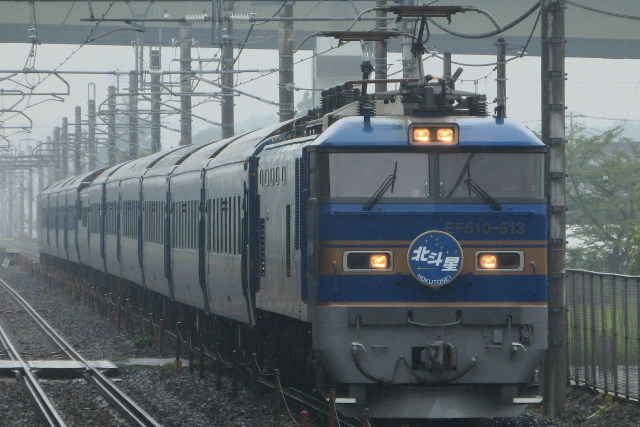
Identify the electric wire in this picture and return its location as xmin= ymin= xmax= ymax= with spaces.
xmin=565 ymin=0 xmax=640 ymax=21
xmin=427 ymin=1 xmax=541 ymax=39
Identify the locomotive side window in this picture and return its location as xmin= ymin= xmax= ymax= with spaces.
xmin=315 ymin=152 xmax=429 ymax=199
xmin=439 ymin=152 xmax=545 ymax=200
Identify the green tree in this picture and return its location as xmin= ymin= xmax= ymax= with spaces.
xmin=566 ymin=125 xmax=640 ymax=273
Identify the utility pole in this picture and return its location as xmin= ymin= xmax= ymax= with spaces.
xmin=74 ymin=106 xmax=82 ymax=175
xmin=150 ymin=49 xmax=162 ymax=153
xmin=61 ymin=118 xmax=69 ymax=178
xmin=221 ymin=0 xmax=235 ymax=138
xmin=278 ymin=2 xmax=295 ymax=121
xmin=88 ymin=83 xmax=97 ymax=170
xmin=19 ymin=172 xmax=25 ymax=239
xmin=443 ymin=51 xmax=452 ymax=79
xmin=400 ymin=0 xmax=419 ymax=79
xmin=128 ymin=71 xmax=139 ymax=159
xmin=495 ymin=38 xmax=507 ymax=118
xmin=375 ymin=0 xmax=388 ymax=93
xmin=541 ymin=0 xmax=567 ymax=418
xmin=107 ymin=85 xmax=117 ymax=166
xmin=46 ymin=135 xmax=55 ymax=185
xmin=7 ymin=174 xmax=13 ymax=238
xmin=180 ymin=24 xmax=193 ymax=146
xmin=28 ymin=169 xmax=33 ymax=240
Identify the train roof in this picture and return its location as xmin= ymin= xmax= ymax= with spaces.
xmin=143 ymin=144 xmax=203 ymax=175
xmin=106 ymin=147 xmax=188 ymax=180
xmin=311 ymin=116 xmax=543 ymax=148
xmin=39 ymin=168 xmax=107 ymax=196
xmin=172 ymin=133 xmax=248 ymax=173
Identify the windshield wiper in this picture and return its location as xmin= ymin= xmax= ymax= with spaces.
xmin=363 ymin=161 xmax=398 ymax=211
xmin=464 ymin=178 xmax=502 ymax=211
xmin=446 ymin=153 xmax=475 ymax=198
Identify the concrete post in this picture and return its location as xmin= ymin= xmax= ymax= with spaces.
xmin=150 ymin=49 xmax=162 ymax=153
xmin=29 ymin=169 xmax=33 ymax=240
xmin=443 ymin=52 xmax=452 ymax=79
xmin=221 ymin=0 xmax=235 ymax=138
xmin=278 ymin=2 xmax=295 ymax=121
xmin=8 ymin=173 xmax=13 ymax=238
xmin=61 ymin=117 xmax=69 ymax=178
xmin=128 ymin=71 xmax=139 ymax=159
xmin=180 ymin=25 xmax=192 ymax=146
xmin=541 ymin=0 xmax=567 ymax=418
xmin=88 ymin=83 xmax=97 ymax=170
xmin=107 ymin=85 xmax=117 ymax=166
xmin=400 ymin=0 xmax=419 ymax=80
xmin=375 ymin=0 xmax=388 ymax=93
xmin=19 ymin=172 xmax=25 ymax=239
xmin=495 ymin=38 xmax=507 ymax=118
xmin=75 ymin=105 xmax=82 ymax=174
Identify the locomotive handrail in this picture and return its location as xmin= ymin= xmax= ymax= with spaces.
xmin=407 ymin=311 xmax=462 ymax=328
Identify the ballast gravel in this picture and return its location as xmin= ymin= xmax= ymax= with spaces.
xmin=1 ymin=261 xmax=639 ymax=426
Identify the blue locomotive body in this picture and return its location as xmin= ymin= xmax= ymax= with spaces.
xmin=307 ymin=116 xmax=547 ymax=418
xmin=38 ymin=83 xmax=548 ymax=419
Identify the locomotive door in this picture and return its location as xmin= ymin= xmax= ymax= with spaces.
xmin=243 ymin=157 xmax=259 ymax=326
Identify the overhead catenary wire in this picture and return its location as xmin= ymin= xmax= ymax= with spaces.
xmin=427 ymin=1 xmax=541 ymax=39
xmin=565 ymin=1 xmax=640 ymax=21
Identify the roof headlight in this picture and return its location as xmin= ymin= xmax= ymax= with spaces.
xmin=412 ymin=128 xmax=431 ymax=144
xmin=437 ymin=128 xmax=455 ymax=144
xmin=409 ymin=124 xmax=458 ymax=145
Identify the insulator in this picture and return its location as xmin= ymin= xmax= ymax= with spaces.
xmin=229 ymin=14 xmax=251 ymax=22
xmin=357 ymin=98 xmax=376 ymax=116
xmin=468 ymin=96 xmax=488 ymax=116
xmin=184 ymin=13 xmax=209 ymax=22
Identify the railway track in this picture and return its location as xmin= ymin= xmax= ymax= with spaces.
xmin=0 ymin=276 xmax=161 ymax=427
xmin=1 ymin=245 xmax=359 ymax=426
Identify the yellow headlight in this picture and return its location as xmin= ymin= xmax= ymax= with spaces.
xmin=412 ymin=128 xmax=430 ymax=144
xmin=437 ymin=128 xmax=455 ymax=143
xmin=478 ymin=254 xmax=498 ymax=269
xmin=369 ymin=254 xmax=389 ymax=269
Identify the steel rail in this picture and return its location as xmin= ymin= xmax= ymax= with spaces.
xmin=0 ymin=277 xmax=162 ymax=427
xmin=8 ymin=248 xmax=355 ymax=425
xmin=255 ymin=376 xmax=361 ymax=427
xmin=0 ymin=323 xmax=66 ymax=426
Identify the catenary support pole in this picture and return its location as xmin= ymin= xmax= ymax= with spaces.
xmin=221 ymin=0 xmax=235 ymax=138
xmin=541 ymin=0 xmax=567 ymax=418
xmin=128 ymin=71 xmax=139 ymax=159
xmin=28 ymin=169 xmax=33 ymax=240
xmin=375 ymin=0 xmax=388 ymax=93
xmin=8 ymin=173 xmax=13 ymax=238
xmin=88 ymin=83 xmax=97 ymax=170
xmin=19 ymin=172 xmax=25 ymax=239
xmin=278 ymin=2 xmax=294 ymax=121
xmin=150 ymin=49 xmax=162 ymax=153
xmin=107 ymin=85 xmax=117 ymax=166
xmin=495 ymin=38 xmax=507 ymax=118
xmin=75 ymin=106 xmax=82 ymax=174
xmin=180 ymin=24 xmax=193 ymax=146
xmin=61 ymin=117 xmax=69 ymax=178
xmin=443 ymin=52 xmax=451 ymax=79
xmin=49 ymin=131 xmax=62 ymax=184
xmin=400 ymin=0 xmax=419 ymax=79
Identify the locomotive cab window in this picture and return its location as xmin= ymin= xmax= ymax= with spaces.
xmin=439 ymin=152 xmax=545 ymax=201
xmin=312 ymin=152 xmax=429 ymax=199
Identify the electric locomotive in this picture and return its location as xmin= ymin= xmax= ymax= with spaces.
xmin=38 ymin=39 xmax=547 ymax=424
xmin=305 ymin=84 xmax=547 ymax=419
